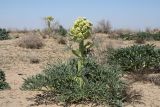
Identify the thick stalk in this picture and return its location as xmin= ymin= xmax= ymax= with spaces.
xmin=78 ymin=40 xmax=85 ymax=72
xmin=47 ymin=21 xmax=52 ymax=37
xmin=77 ymin=40 xmax=85 ymax=87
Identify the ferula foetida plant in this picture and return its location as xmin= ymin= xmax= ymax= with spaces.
xmin=69 ymin=17 xmax=93 ymax=87
xmin=44 ymin=16 xmax=54 ymax=35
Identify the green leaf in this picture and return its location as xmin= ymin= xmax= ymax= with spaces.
xmin=84 ymin=41 xmax=93 ymax=49
xmin=72 ymin=49 xmax=81 ymax=57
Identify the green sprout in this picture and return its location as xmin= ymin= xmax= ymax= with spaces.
xmin=69 ymin=17 xmax=93 ymax=87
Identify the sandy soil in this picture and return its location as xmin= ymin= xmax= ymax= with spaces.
xmin=0 ymin=33 xmax=160 ymax=107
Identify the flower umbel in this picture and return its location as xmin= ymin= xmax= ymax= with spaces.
xmin=70 ymin=17 xmax=92 ymax=42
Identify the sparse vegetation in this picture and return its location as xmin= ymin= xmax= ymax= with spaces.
xmin=41 ymin=17 xmax=68 ymax=38
xmin=116 ymin=32 xmax=160 ymax=41
xmin=21 ymin=18 xmax=126 ymax=107
xmin=1 ymin=15 xmax=160 ymax=107
xmin=18 ymin=35 xmax=44 ymax=49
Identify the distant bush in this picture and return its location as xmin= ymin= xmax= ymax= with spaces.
xmin=134 ymin=38 xmax=145 ymax=44
xmin=107 ymin=44 xmax=160 ymax=73
xmin=136 ymin=32 xmax=151 ymax=40
xmin=134 ymin=33 xmax=146 ymax=44
xmin=57 ymin=25 xmax=67 ymax=36
xmin=18 ymin=35 xmax=44 ymax=49
xmin=118 ymin=33 xmax=136 ymax=40
xmin=94 ymin=19 xmax=112 ymax=34
xmin=152 ymin=32 xmax=160 ymax=40
xmin=30 ymin=57 xmax=40 ymax=64
xmin=41 ymin=23 xmax=67 ymax=38
xmin=117 ymin=32 xmax=160 ymax=41
xmin=0 ymin=69 xmax=10 ymax=90
xmin=114 ymin=29 xmax=135 ymax=35
xmin=0 ymin=28 xmax=9 ymax=40
xmin=21 ymin=58 xmax=125 ymax=106
xmin=0 ymin=69 xmax=5 ymax=82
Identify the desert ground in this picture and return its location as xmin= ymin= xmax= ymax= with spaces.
xmin=0 ymin=32 xmax=160 ymax=107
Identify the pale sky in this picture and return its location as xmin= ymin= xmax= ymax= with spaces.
xmin=0 ymin=0 xmax=160 ymax=30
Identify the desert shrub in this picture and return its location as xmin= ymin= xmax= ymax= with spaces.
xmin=0 ymin=69 xmax=10 ymax=90
xmin=134 ymin=32 xmax=151 ymax=44
xmin=152 ymin=32 xmax=160 ymax=40
xmin=40 ymin=28 xmax=51 ymax=38
xmin=30 ymin=57 xmax=40 ymax=64
xmin=21 ymin=58 xmax=125 ymax=106
xmin=18 ymin=35 xmax=44 ymax=49
xmin=0 ymin=82 xmax=10 ymax=90
xmin=118 ymin=33 xmax=135 ymax=40
xmin=57 ymin=25 xmax=67 ymax=36
xmin=94 ymin=19 xmax=112 ymax=34
xmin=134 ymin=33 xmax=146 ymax=44
xmin=41 ymin=24 xmax=67 ymax=38
xmin=107 ymin=44 xmax=160 ymax=73
xmin=137 ymin=32 xmax=150 ymax=40
xmin=118 ymin=32 xmax=160 ymax=41
xmin=0 ymin=28 xmax=9 ymax=40
xmin=0 ymin=69 xmax=5 ymax=82
xmin=58 ymin=37 xmax=67 ymax=44
xmin=42 ymin=16 xmax=67 ymax=38
xmin=134 ymin=38 xmax=145 ymax=44
xmin=114 ymin=29 xmax=135 ymax=35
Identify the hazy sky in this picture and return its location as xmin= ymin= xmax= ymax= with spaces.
xmin=0 ymin=0 xmax=160 ymax=30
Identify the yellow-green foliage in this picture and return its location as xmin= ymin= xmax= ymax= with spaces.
xmin=70 ymin=17 xmax=92 ymax=42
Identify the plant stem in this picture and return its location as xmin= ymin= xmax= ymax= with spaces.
xmin=78 ymin=40 xmax=85 ymax=72
xmin=77 ymin=40 xmax=85 ymax=87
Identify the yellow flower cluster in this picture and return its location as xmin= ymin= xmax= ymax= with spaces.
xmin=70 ymin=17 xmax=92 ymax=42
xmin=45 ymin=16 xmax=54 ymax=21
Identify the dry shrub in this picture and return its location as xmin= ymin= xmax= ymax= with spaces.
xmin=30 ymin=57 xmax=40 ymax=64
xmin=94 ymin=19 xmax=112 ymax=34
xmin=18 ymin=35 xmax=44 ymax=49
xmin=113 ymin=29 xmax=136 ymax=35
xmin=145 ymin=27 xmax=151 ymax=33
xmin=134 ymin=38 xmax=145 ymax=44
xmin=58 ymin=37 xmax=67 ymax=45
xmin=14 ymin=35 xmax=20 ymax=39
